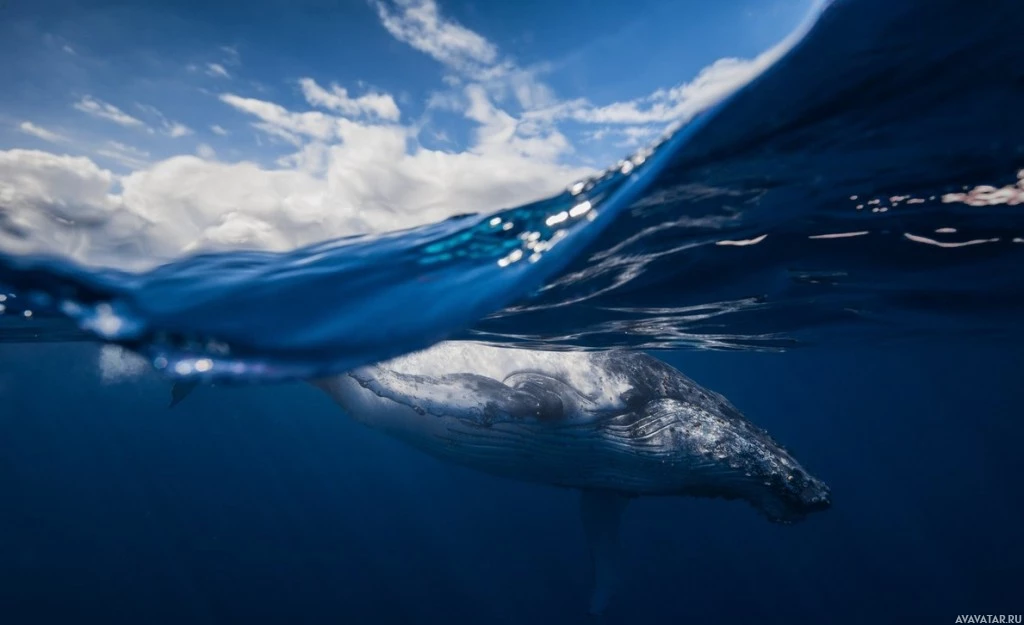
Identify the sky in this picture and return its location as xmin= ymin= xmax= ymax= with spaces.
xmin=0 ymin=0 xmax=812 ymax=270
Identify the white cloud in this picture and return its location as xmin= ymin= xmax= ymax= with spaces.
xmin=252 ymin=121 xmax=303 ymax=146
xmin=374 ymin=0 xmax=499 ymax=76
xmin=0 ymin=150 xmax=148 ymax=266
xmin=18 ymin=121 xmax=67 ymax=143
xmin=136 ymin=103 xmax=193 ymax=138
xmin=275 ymin=141 xmax=329 ymax=173
xmin=220 ymin=93 xmax=342 ymax=141
xmin=374 ymin=0 xmax=556 ymax=115
xmin=0 ymin=0 xmax=801 ymax=275
xmin=95 ymin=141 xmax=150 ymax=169
xmin=615 ymin=126 xmax=660 ymax=148
xmin=166 ymin=122 xmax=193 ymax=138
xmin=206 ymin=63 xmax=230 ymax=79
xmin=0 ymin=114 xmax=588 ymax=269
xmin=532 ymin=53 xmax=790 ymax=128
xmin=74 ymin=96 xmax=146 ymax=128
xmin=463 ymin=84 xmax=571 ymax=161
xmin=299 ymin=78 xmax=401 ymax=121
xmin=376 ymin=0 xmax=794 ymax=147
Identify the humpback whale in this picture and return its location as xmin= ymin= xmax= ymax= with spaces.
xmin=172 ymin=342 xmax=830 ymax=614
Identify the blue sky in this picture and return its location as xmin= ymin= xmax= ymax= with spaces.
xmin=0 ymin=0 xmax=811 ymax=269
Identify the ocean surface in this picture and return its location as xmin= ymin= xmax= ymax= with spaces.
xmin=1 ymin=0 xmax=1023 ymax=622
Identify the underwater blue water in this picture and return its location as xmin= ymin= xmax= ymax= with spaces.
xmin=1 ymin=340 xmax=1022 ymax=624
xmin=1 ymin=0 xmax=1023 ymax=622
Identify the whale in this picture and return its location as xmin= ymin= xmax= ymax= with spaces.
xmin=171 ymin=342 xmax=830 ymax=614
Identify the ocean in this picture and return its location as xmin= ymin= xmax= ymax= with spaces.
xmin=1 ymin=0 xmax=1022 ymax=622
xmin=2 ymin=341 xmax=1022 ymax=623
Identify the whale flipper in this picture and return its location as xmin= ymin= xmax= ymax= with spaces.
xmin=169 ymin=381 xmax=199 ymax=408
xmin=580 ymin=489 xmax=630 ymax=616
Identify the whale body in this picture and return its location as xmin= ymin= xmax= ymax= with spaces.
xmin=173 ymin=342 xmax=830 ymax=613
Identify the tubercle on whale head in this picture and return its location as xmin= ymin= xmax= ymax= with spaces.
xmin=641 ymin=397 xmax=831 ymax=524
xmin=748 ymin=465 xmax=832 ymax=524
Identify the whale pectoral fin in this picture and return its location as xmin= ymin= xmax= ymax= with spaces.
xmin=169 ymin=381 xmax=200 ymax=408
xmin=580 ymin=489 xmax=630 ymax=616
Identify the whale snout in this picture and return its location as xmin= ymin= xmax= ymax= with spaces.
xmin=793 ymin=475 xmax=832 ymax=516
xmin=801 ymin=479 xmax=832 ymax=512
xmin=757 ymin=469 xmax=831 ymax=524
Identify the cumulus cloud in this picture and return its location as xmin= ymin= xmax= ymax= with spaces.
xmin=18 ymin=121 xmax=67 ymax=144
xmin=74 ymin=96 xmax=146 ymax=128
xmin=463 ymin=84 xmax=571 ymax=161
xmin=0 ymin=122 xmax=588 ymax=270
xmin=0 ymin=0 xmax=798 ymax=273
xmin=0 ymin=150 xmax=147 ymax=265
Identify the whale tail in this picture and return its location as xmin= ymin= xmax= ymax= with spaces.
xmin=580 ymin=490 xmax=630 ymax=616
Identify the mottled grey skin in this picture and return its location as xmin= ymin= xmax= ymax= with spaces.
xmin=596 ymin=351 xmax=831 ymax=522
xmin=315 ymin=349 xmax=831 ymax=524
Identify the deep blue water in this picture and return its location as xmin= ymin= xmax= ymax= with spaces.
xmin=1 ymin=340 xmax=1022 ymax=624
xmin=1 ymin=0 xmax=1023 ymax=622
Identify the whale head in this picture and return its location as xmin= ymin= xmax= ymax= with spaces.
xmin=596 ymin=353 xmax=831 ymax=523
xmin=632 ymin=394 xmax=831 ymax=524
